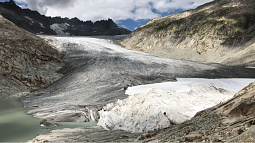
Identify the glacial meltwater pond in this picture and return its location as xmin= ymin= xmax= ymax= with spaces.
xmin=0 ymin=98 xmax=97 ymax=142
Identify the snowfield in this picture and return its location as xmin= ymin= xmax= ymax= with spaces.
xmin=98 ymin=78 xmax=255 ymax=132
xmin=50 ymin=23 xmax=70 ymax=36
xmin=126 ymin=78 xmax=255 ymax=95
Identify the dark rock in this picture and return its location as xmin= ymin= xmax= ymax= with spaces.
xmin=54 ymin=113 xmax=86 ymax=122
xmin=0 ymin=1 xmax=131 ymax=36
xmin=40 ymin=119 xmax=47 ymax=125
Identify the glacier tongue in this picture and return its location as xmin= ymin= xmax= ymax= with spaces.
xmin=21 ymin=35 xmax=255 ymax=124
xmin=98 ymin=78 xmax=254 ymax=133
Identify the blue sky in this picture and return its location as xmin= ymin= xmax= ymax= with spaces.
xmin=0 ymin=0 xmax=213 ymax=31
xmin=116 ymin=9 xmax=184 ymax=31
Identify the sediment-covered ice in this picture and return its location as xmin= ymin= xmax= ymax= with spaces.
xmin=98 ymin=78 xmax=255 ymax=133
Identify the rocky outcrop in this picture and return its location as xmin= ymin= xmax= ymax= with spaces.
xmin=0 ymin=0 xmax=131 ymax=36
xmin=122 ymin=0 xmax=255 ymax=66
xmin=0 ymin=14 xmax=63 ymax=98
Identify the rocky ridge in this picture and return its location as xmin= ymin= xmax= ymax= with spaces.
xmin=0 ymin=14 xmax=63 ymax=98
xmin=122 ymin=0 xmax=255 ymax=66
xmin=0 ymin=0 xmax=131 ymax=36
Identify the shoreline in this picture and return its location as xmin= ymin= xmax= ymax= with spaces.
xmin=0 ymin=98 xmax=97 ymax=142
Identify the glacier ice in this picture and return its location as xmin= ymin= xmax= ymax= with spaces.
xmin=98 ymin=78 xmax=255 ymax=132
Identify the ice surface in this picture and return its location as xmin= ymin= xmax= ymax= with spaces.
xmin=21 ymin=35 xmax=255 ymax=124
xmin=38 ymin=22 xmax=45 ymax=28
xmin=126 ymin=78 xmax=255 ymax=95
xmin=98 ymin=78 xmax=255 ymax=132
xmin=24 ymin=16 xmax=34 ymax=23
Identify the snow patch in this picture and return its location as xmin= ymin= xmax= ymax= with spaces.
xmin=98 ymin=78 xmax=255 ymax=133
xmin=24 ymin=16 xmax=34 ymax=23
xmin=38 ymin=22 xmax=45 ymax=28
xmin=50 ymin=23 xmax=70 ymax=36
xmin=126 ymin=78 xmax=255 ymax=95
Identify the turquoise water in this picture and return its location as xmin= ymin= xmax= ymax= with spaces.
xmin=0 ymin=98 xmax=97 ymax=142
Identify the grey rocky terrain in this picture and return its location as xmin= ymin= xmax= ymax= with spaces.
xmin=122 ymin=0 xmax=255 ymax=66
xmin=0 ymin=14 xmax=63 ymax=98
xmin=20 ymin=35 xmax=255 ymax=124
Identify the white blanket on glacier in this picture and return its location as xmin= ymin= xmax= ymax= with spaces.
xmin=97 ymin=82 xmax=242 ymax=133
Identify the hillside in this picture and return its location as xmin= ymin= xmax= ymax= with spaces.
xmin=0 ymin=0 xmax=131 ymax=36
xmin=122 ymin=0 xmax=255 ymax=66
xmin=0 ymin=14 xmax=63 ymax=98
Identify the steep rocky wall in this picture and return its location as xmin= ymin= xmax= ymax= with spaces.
xmin=0 ymin=14 xmax=64 ymax=98
xmin=122 ymin=0 xmax=255 ymax=66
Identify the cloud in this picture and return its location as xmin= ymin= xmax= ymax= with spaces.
xmin=152 ymin=0 xmax=211 ymax=13
xmin=120 ymin=25 xmax=128 ymax=29
xmin=15 ymin=0 xmax=213 ymax=21
xmin=15 ymin=0 xmax=75 ymax=15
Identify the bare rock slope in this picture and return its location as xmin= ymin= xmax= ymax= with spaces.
xmin=122 ymin=0 xmax=255 ymax=66
xmin=0 ymin=14 xmax=63 ymax=98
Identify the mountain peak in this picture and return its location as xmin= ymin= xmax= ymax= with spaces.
xmin=9 ymin=0 xmax=16 ymax=5
xmin=0 ymin=1 xmax=131 ymax=36
xmin=2 ymin=0 xmax=19 ymax=7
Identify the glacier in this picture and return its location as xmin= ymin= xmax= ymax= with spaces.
xmin=20 ymin=35 xmax=255 ymax=126
xmin=98 ymin=78 xmax=255 ymax=132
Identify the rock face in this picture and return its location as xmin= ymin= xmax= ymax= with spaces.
xmin=0 ymin=14 xmax=63 ymax=98
xmin=0 ymin=1 xmax=131 ymax=36
xmin=122 ymin=0 xmax=255 ymax=66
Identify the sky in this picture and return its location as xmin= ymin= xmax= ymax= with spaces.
xmin=0 ymin=0 xmax=213 ymax=31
